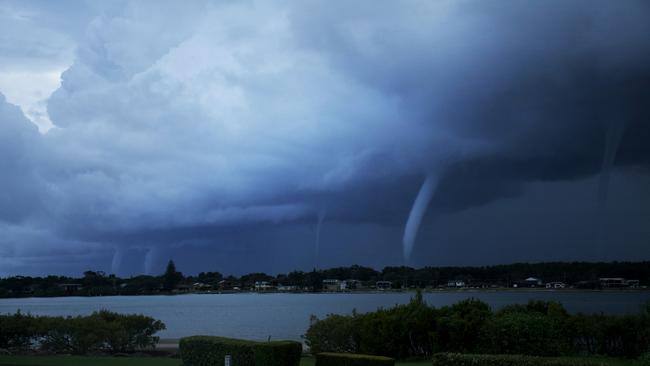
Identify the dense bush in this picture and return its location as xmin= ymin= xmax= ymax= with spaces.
xmin=479 ymin=312 xmax=572 ymax=356
xmin=432 ymin=299 xmax=492 ymax=353
xmin=306 ymin=314 xmax=358 ymax=354
xmin=0 ymin=311 xmax=38 ymax=350
xmin=306 ymin=298 xmax=650 ymax=360
xmin=0 ymin=310 xmax=165 ymax=354
xmin=180 ymin=335 xmax=302 ymax=366
xmin=639 ymin=352 xmax=650 ymax=366
xmin=305 ymin=291 xmax=436 ymax=359
xmin=315 ymin=352 xmax=395 ymax=366
xmin=356 ymin=291 xmax=436 ymax=358
xmin=432 ymin=353 xmax=626 ymax=366
xmin=569 ymin=312 xmax=650 ymax=358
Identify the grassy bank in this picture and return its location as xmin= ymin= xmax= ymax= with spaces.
xmin=0 ymin=355 xmax=181 ymax=366
xmin=0 ymin=356 xmax=639 ymax=366
xmin=0 ymin=355 xmax=423 ymax=366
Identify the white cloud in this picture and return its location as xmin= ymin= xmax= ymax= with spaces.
xmin=0 ymin=1 xmax=76 ymax=131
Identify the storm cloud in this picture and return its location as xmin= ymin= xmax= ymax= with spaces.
xmin=0 ymin=0 xmax=649 ymax=276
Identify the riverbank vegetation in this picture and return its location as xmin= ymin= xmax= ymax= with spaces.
xmin=1 ymin=261 xmax=648 ymax=298
xmin=0 ymin=310 xmax=165 ymax=354
xmin=305 ymin=293 xmax=650 ymax=360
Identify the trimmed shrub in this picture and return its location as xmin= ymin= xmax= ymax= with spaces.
xmin=315 ymin=352 xmax=395 ymax=366
xmin=179 ymin=335 xmax=302 ymax=366
xmin=432 ymin=353 xmax=622 ymax=366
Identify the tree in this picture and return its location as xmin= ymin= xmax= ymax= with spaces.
xmin=162 ymin=260 xmax=183 ymax=290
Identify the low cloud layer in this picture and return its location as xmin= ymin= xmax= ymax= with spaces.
xmin=0 ymin=0 xmax=649 ymax=276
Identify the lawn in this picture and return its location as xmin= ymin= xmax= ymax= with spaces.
xmin=0 ymin=355 xmax=432 ymax=366
xmin=299 ymin=357 xmax=430 ymax=366
xmin=0 ymin=355 xmax=182 ymax=366
xmin=0 ymin=355 xmax=639 ymax=366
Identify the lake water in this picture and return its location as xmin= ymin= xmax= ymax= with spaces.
xmin=1 ymin=291 xmax=649 ymax=342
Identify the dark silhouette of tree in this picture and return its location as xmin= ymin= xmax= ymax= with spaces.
xmin=163 ymin=260 xmax=183 ymax=290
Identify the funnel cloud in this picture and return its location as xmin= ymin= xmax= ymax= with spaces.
xmin=403 ymin=174 xmax=439 ymax=263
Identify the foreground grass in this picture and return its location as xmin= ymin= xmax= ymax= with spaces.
xmin=0 ymin=355 xmax=181 ymax=366
xmin=0 ymin=355 xmax=638 ymax=366
xmin=0 ymin=355 xmax=426 ymax=366
xmin=299 ymin=357 xmax=430 ymax=366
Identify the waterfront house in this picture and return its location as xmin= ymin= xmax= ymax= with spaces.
xmin=322 ymin=279 xmax=341 ymax=291
xmin=599 ymin=278 xmax=640 ymax=288
xmin=376 ymin=281 xmax=392 ymax=290
xmin=218 ymin=279 xmax=241 ymax=290
xmin=447 ymin=280 xmax=466 ymax=288
xmin=192 ymin=282 xmax=211 ymax=291
xmin=254 ymin=281 xmax=273 ymax=291
xmin=522 ymin=277 xmax=543 ymax=287
xmin=545 ymin=282 xmax=566 ymax=289
xmin=277 ymin=284 xmax=299 ymax=292
xmin=345 ymin=279 xmax=363 ymax=290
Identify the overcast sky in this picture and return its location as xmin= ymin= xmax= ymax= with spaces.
xmin=0 ymin=0 xmax=649 ymax=277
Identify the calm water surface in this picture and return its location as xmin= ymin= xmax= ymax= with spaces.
xmin=1 ymin=291 xmax=648 ymax=341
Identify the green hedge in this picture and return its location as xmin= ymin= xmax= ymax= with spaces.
xmin=179 ymin=335 xmax=302 ymax=366
xmin=315 ymin=352 xmax=395 ymax=366
xmin=432 ymin=353 xmax=623 ymax=366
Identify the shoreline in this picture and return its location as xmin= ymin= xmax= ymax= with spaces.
xmin=1 ymin=287 xmax=649 ymax=301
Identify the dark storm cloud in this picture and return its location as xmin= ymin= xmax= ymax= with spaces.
xmin=0 ymin=0 xmax=649 ymax=275
xmin=0 ymin=93 xmax=43 ymax=222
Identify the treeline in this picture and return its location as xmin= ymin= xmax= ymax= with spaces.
xmin=1 ymin=261 xmax=649 ymax=298
xmin=0 ymin=310 xmax=165 ymax=354
xmin=305 ymin=294 xmax=650 ymax=359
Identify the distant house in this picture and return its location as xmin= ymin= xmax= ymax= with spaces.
xmin=447 ymin=280 xmax=466 ymax=288
xmin=192 ymin=282 xmax=211 ymax=291
xmin=522 ymin=277 xmax=543 ymax=287
xmin=322 ymin=279 xmax=342 ymax=291
xmin=599 ymin=278 xmax=639 ymax=288
xmin=600 ymin=278 xmax=627 ymax=288
xmin=376 ymin=281 xmax=392 ymax=290
xmin=254 ymin=281 xmax=273 ymax=291
xmin=218 ymin=280 xmax=241 ymax=290
xmin=277 ymin=284 xmax=299 ymax=292
xmin=345 ymin=279 xmax=363 ymax=290
xmin=545 ymin=282 xmax=566 ymax=289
